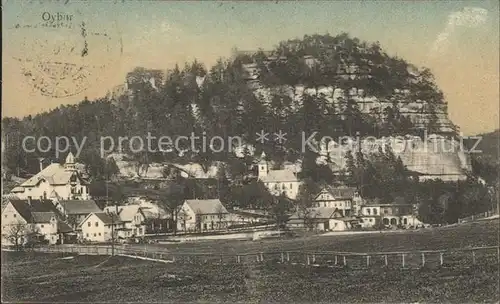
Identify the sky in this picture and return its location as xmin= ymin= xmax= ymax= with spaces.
xmin=2 ymin=0 xmax=499 ymax=135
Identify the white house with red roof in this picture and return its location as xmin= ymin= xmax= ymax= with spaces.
xmin=10 ymin=152 xmax=91 ymax=201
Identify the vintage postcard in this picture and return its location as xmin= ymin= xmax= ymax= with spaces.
xmin=2 ymin=0 xmax=499 ymax=303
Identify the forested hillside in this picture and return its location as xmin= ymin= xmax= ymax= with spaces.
xmin=2 ymin=33 xmax=497 ymax=224
xmin=3 ymin=33 xmax=453 ymax=176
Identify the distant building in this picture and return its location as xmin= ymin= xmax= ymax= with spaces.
xmin=79 ymin=212 xmax=122 ymax=243
xmin=54 ymin=199 xmax=102 ymax=230
xmin=1 ymin=198 xmax=72 ymax=245
xmin=303 ymin=55 xmax=318 ymax=68
xmin=257 ymin=152 xmax=301 ymax=199
xmin=288 ymin=207 xmax=353 ymax=231
xmin=312 ymin=186 xmax=361 ymax=216
xmin=359 ymin=200 xmax=422 ymax=228
xmin=229 ymin=208 xmax=272 ymax=226
xmin=10 ymin=152 xmax=90 ymax=201
xmin=178 ymin=199 xmax=230 ymax=232
xmin=103 ymin=205 xmax=160 ymax=238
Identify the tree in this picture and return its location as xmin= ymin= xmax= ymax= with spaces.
xmin=177 ymin=208 xmax=189 ymax=233
xmin=216 ymin=163 xmax=232 ymax=206
xmin=215 ymin=204 xmax=226 ymax=230
xmin=269 ymin=195 xmax=292 ymax=229
xmin=5 ymin=223 xmax=29 ymax=251
xmin=104 ymin=157 xmax=120 ymax=181
xmin=230 ymin=180 xmax=273 ymax=210
xmin=66 ymin=215 xmax=80 ymax=230
xmin=157 ymin=181 xmax=186 ymax=235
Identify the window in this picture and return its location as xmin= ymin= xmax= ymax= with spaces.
xmin=95 ymin=222 xmax=99 ymax=227
xmin=13 ymin=214 xmax=16 ymax=218
xmin=366 ymin=209 xmax=371 ymax=215
xmin=373 ymin=208 xmax=378 ymax=215
xmin=88 ymin=222 xmax=91 ymax=227
xmin=290 ymin=183 xmax=293 ymax=189
xmin=98 ymin=233 xmax=101 ymax=236
xmin=41 ymin=225 xmax=44 ymax=228
xmin=86 ymin=233 xmax=89 ymax=237
xmin=93 ymin=233 xmax=96 ymax=237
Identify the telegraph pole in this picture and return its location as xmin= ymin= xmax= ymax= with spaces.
xmin=105 ymin=179 xmax=115 ymax=256
xmin=104 ymin=158 xmax=115 ymax=257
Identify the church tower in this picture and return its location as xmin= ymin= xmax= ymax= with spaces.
xmin=64 ymin=152 xmax=76 ymax=171
xmin=257 ymin=151 xmax=268 ymax=179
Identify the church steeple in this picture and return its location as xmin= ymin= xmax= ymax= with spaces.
xmin=258 ymin=151 xmax=268 ymax=178
xmin=64 ymin=152 xmax=76 ymax=171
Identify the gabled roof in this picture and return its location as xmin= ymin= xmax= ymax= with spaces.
xmin=49 ymin=190 xmax=62 ymax=200
xmin=57 ymin=221 xmax=73 ymax=233
xmin=7 ymin=199 xmax=61 ymax=223
xmin=103 ymin=205 xmax=146 ymax=222
xmin=20 ymin=163 xmax=87 ymax=187
xmin=31 ymin=212 xmax=57 ymax=223
xmin=261 ymin=169 xmax=298 ymax=183
xmin=94 ymin=212 xmax=116 ymax=224
xmin=290 ymin=207 xmax=342 ymax=220
xmin=11 ymin=186 xmax=25 ymax=193
xmin=81 ymin=212 xmax=121 ymax=226
xmin=58 ymin=200 xmax=101 ymax=215
xmin=314 ymin=186 xmax=357 ymax=201
xmin=184 ymin=199 xmax=228 ymax=215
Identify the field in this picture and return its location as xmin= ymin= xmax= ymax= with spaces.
xmin=133 ymin=219 xmax=500 ymax=255
xmin=2 ymin=220 xmax=499 ymax=303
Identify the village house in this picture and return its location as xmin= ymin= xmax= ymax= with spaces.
xmin=177 ymin=199 xmax=230 ymax=232
xmin=359 ymin=200 xmax=422 ymax=228
xmin=102 ymin=205 xmax=158 ymax=238
xmin=312 ymin=186 xmax=361 ymax=216
xmin=78 ymin=212 xmax=123 ymax=243
xmin=10 ymin=152 xmax=91 ymax=201
xmin=53 ymin=199 xmax=102 ymax=230
xmin=257 ymin=152 xmax=301 ymax=199
xmin=1 ymin=199 xmax=72 ymax=245
xmin=288 ymin=207 xmax=352 ymax=231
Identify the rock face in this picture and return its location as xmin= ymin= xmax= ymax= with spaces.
xmin=239 ymin=56 xmax=466 ymax=181
xmin=314 ymin=135 xmax=471 ymax=181
xmin=241 ymin=57 xmax=457 ymax=135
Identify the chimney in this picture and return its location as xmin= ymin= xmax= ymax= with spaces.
xmin=27 ymin=196 xmax=32 ymax=206
xmin=38 ymin=158 xmax=44 ymax=172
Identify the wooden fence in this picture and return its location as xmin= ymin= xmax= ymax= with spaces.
xmin=34 ymin=245 xmax=500 ymax=270
xmin=457 ymin=210 xmax=498 ymax=224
